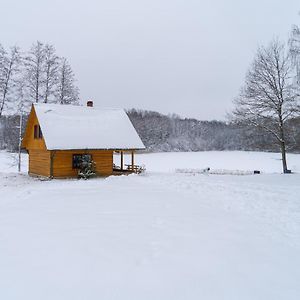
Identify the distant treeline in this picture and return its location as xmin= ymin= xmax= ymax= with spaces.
xmin=1 ymin=109 xmax=300 ymax=153
xmin=127 ymin=109 xmax=300 ymax=153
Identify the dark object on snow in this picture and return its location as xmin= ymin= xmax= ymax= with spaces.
xmin=87 ymin=100 xmax=93 ymax=107
xmin=285 ymin=169 xmax=292 ymax=174
xmin=253 ymin=170 xmax=260 ymax=174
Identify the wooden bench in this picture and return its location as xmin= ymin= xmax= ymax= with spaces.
xmin=125 ymin=164 xmax=146 ymax=174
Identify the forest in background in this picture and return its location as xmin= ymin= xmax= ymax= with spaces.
xmin=127 ymin=109 xmax=300 ymax=153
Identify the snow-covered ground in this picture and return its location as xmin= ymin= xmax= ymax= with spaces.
xmin=1 ymin=151 xmax=300 ymax=300
xmin=135 ymin=151 xmax=300 ymax=173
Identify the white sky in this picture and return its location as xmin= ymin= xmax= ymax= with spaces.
xmin=1 ymin=0 xmax=299 ymax=120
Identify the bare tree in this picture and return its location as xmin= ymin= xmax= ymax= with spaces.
xmin=0 ymin=44 xmax=6 ymax=111
xmin=289 ymin=25 xmax=300 ymax=85
xmin=43 ymin=44 xmax=59 ymax=103
xmin=0 ymin=41 xmax=82 ymax=152
xmin=0 ymin=44 xmax=5 ymax=73
xmin=56 ymin=57 xmax=79 ymax=105
xmin=0 ymin=46 xmax=21 ymax=117
xmin=25 ymin=41 xmax=45 ymax=103
xmin=15 ymin=73 xmax=32 ymax=114
xmin=15 ymin=77 xmax=28 ymax=172
xmin=233 ymin=39 xmax=300 ymax=173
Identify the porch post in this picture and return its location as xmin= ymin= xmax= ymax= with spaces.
xmin=131 ymin=150 xmax=134 ymax=171
xmin=50 ymin=151 xmax=56 ymax=179
xmin=120 ymin=151 xmax=124 ymax=171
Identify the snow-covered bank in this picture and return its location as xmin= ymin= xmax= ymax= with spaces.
xmin=135 ymin=151 xmax=300 ymax=173
xmin=1 ymin=151 xmax=300 ymax=300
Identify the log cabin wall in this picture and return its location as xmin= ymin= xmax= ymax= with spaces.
xmin=21 ymin=107 xmax=47 ymax=151
xmin=52 ymin=150 xmax=113 ymax=178
xmin=28 ymin=150 xmax=51 ymax=177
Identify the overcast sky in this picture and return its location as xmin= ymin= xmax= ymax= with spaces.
xmin=1 ymin=0 xmax=299 ymax=120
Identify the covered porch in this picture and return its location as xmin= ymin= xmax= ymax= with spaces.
xmin=113 ymin=150 xmax=145 ymax=175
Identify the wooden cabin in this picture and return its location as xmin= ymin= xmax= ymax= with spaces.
xmin=22 ymin=102 xmax=145 ymax=178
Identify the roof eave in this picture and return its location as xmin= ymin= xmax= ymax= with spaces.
xmin=46 ymin=147 xmax=146 ymax=151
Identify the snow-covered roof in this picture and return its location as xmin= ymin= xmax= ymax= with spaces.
xmin=33 ymin=104 xmax=145 ymax=150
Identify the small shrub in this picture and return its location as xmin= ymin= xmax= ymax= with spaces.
xmin=78 ymin=158 xmax=96 ymax=179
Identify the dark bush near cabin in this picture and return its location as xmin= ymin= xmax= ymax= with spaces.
xmin=78 ymin=157 xmax=96 ymax=180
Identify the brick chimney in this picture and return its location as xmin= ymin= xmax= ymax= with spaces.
xmin=87 ymin=100 xmax=93 ymax=107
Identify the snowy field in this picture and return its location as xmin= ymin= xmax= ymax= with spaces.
xmin=1 ymin=151 xmax=300 ymax=300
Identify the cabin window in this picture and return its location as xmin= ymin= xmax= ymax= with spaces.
xmin=34 ymin=125 xmax=43 ymax=139
xmin=72 ymin=154 xmax=92 ymax=169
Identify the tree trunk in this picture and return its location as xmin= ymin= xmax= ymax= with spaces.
xmin=0 ymin=82 xmax=9 ymax=117
xmin=18 ymin=113 xmax=23 ymax=172
xmin=278 ymin=113 xmax=289 ymax=173
xmin=280 ymin=141 xmax=288 ymax=173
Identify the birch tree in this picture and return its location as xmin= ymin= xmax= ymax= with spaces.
xmin=0 ymin=46 xmax=21 ymax=117
xmin=0 ymin=44 xmax=5 ymax=74
xmin=15 ymin=77 xmax=27 ymax=172
xmin=233 ymin=39 xmax=300 ymax=173
xmin=289 ymin=25 xmax=300 ymax=86
xmin=25 ymin=41 xmax=45 ymax=103
xmin=56 ymin=58 xmax=79 ymax=105
xmin=43 ymin=44 xmax=59 ymax=103
xmin=0 ymin=44 xmax=6 ymax=114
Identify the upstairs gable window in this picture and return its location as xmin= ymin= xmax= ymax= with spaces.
xmin=34 ymin=125 xmax=43 ymax=139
